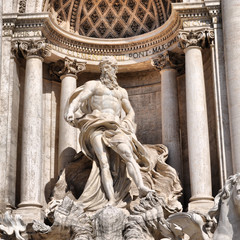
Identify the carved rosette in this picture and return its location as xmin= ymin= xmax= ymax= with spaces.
xmin=151 ymin=51 xmax=184 ymax=72
xmin=49 ymin=57 xmax=86 ymax=80
xmin=17 ymin=40 xmax=51 ymax=59
xmin=178 ymin=30 xmax=207 ymax=49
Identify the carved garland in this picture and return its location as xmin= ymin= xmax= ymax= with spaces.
xmin=19 ymin=0 xmax=27 ymax=13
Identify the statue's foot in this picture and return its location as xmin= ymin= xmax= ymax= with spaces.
xmin=139 ymin=186 xmax=155 ymax=198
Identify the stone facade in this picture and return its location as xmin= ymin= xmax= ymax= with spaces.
xmin=0 ymin=0 xmax=239 ymax=239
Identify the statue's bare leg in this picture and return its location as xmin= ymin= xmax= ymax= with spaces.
xmin=115 ymin=142 xmax=153 ymax=197
xmin=90 ymin=134 xmax=116 ymax=205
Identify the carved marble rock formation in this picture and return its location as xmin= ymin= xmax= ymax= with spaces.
xmin=33 ymin=197 xmax=92 ymax=240
xmin=124 ymin=193 xmax=183 ymax=240
xmin=208 ymin=173 xmax=240 ymax=240
xmin=38 ymin=193 xmax=184 ymax=240
xmin=93 ymin=206 xmax=127 ymax=240
xmin=0 ymin=211 xmax=26 ymax=240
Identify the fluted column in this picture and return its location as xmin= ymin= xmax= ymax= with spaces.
xmin=222 ymin=0 xmax=240 ymax=173
xmin=179 ymin=30 xmax=213 ymax=212
xmin=17 ymin=40 xmax=50 ymax=221
xmin=152 ymin=51 xmax=183 ymax=180
xmin=50 ymin=58 xmax=86 ymax=172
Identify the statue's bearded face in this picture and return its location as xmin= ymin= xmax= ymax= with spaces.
xmin=100 ymin=63 xmax=118 ymax=89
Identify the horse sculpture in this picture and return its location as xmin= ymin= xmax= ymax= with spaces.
xmin=208 ymin=173 xmax=240 ymax=240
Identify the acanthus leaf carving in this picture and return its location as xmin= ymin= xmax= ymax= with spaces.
xmin=18 ymin=39 xmax=51 ymax=59
xmin=206 ymin=29 xmax=215 ymax=46
xmin=178 ymin=29 xmax=207 ymax=49
xmin=49 ymin=57 xmax=86 ymax=80
xmin=151 ymin=50 xmax=184 ymax=71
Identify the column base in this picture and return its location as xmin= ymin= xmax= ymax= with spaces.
xmin=18 ymin=201 xmax=42 ymax=208
xmin=188 ymin=196 xmax=214 ymax=214
xmin=16 ymin=204 xmax=44 ymax=224
xmin=6 ymin=202 xmax=15 ymax=210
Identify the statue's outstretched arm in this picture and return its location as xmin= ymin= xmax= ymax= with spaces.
xmin=65 ymin=82 xmax=95 ymax=122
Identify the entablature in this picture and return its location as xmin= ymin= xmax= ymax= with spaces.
xmin=2 ymin=1 xmax=220 ymax=72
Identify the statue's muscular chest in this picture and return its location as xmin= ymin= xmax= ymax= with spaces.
xmin=90 ymin=84 xmax=122 ymax=111
xmin=94 ymin=84 xmax=122 ymax=100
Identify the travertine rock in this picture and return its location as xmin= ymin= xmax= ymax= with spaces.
xmin=33 ymin=196 xmax=93 ymax=240
xmin=93 ymin=206 xmax=127 ymax=240
xmin=0 ymin=211 xmax=26 ymax=240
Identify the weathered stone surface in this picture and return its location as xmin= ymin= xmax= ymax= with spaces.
xmin=32 ymin=196 xmax=93 ymax=240
xmin=0 ymin=211 xmax=26 ymax=240
xmin=208 ymin=173 xmax=240 ymax=240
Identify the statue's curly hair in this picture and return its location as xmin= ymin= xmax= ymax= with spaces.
xmin=99 ymin=56 xmax=118 ymax=73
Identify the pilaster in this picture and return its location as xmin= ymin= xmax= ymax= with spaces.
xmin=206 ymin=20 xmax=233 ymax=186
xmin=221 ymin=0 xmax=240 ymax=174
xmin=0 ymin=20 xmax=19 ymax=211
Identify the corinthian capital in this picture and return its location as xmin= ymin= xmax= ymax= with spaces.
xmin=206 ymin=30 xmax=215 ymax=46
xmin=11 ymin=40 xmax=20 ymax=58
xmin=151 ymin=51 xmax=184 ymax=71
xmin=18 ymin=39 xmax=51 ymax=59
xmin=178 ymin=30 xmax=206 ymax=49
xmin=49 ymin=57 xmax=86 ymax=79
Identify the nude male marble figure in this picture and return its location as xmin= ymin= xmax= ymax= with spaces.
xmin=65 ymin=56 xmax=153 ymax=205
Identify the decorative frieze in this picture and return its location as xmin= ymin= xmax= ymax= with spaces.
xmin=151 ymin=51 xmax=184 ymax=71
xmin=13 ymin=30 xmax=42 ymax=38
xmin=3 ymin=12 xmax=181 ymax=64
xmin=178 ymin=30 xmax=206 ymax=49
xmin=183 ymin=20 xmax=211 ymax=29
xmin=3 ymin=19 xmax=16 ymax=37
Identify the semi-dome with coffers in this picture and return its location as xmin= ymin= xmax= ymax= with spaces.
xmin=48 ymin=0 xmax=180 ymax=38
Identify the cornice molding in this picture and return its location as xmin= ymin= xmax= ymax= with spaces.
xmin=2 ymin=1 xmax=219 ymax=71
xmin=172 ymin=1 xmax=220 ymax=30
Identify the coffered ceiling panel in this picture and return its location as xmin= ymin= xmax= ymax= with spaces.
xmin=49 ymin=0 xmax=180 ymax=38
